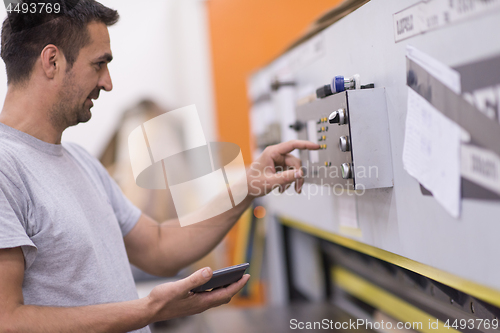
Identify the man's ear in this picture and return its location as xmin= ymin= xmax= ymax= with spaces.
xmin=40 ymin=45 xmax=62 ymax=79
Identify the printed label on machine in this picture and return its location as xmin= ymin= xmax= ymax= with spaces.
xmin=462 ymin=144 xmax=500 ymax=196
xmin=394 ymin=0 xmax=500 ymax=42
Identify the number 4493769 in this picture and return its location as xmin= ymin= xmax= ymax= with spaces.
xmin=444 ymin=318 xmax=498 ymax=330
xmin=6 ymin=2 xmax=61 ymax=14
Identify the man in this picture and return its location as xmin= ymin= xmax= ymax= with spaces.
xmin=0 ymin=1 xmax=318 ymax=332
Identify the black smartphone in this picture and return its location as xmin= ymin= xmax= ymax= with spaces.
xmin=191 ymin=263 xmax=250 ymax=293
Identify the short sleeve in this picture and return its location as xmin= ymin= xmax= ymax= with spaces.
xmin=63 ymin=143 xmax=142 ymax=236
xmin=101 ymin=174 xmax=142 ymax=236
xmin=0 ymin=170 xmax=37 ymax=268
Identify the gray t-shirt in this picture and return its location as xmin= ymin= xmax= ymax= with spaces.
xmin=0 ymin=123 xmax=150 ymax=333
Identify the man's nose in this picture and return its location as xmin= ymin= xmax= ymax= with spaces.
xmin=99 ymin=67 xmax=113 ymax=92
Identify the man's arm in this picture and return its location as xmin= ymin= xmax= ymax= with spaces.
xmin=0 ymin=247 xmax=249 ymax=333
xmin=124 ymin=140 xmax=319 ymax=276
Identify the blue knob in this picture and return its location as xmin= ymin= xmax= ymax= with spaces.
xmin=332 ymin=76 xmax=345 ymax=93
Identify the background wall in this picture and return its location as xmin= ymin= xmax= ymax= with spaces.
xmin=0 ymin=0 xmax=217 ymax=157
xmin=0 ymin=0 xmax=342 ymax=160
xmin=207 ymin=0 xmax=342 ymax=164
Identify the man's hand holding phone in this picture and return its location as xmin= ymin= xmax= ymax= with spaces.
xmin=146 ymin=266 xmax=250 ymax=322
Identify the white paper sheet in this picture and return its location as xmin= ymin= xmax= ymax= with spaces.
xmin=403 ymin=88 xmax=461 ymax=217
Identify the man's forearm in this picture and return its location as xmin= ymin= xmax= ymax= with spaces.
xmin=3 ymin=297 xmax=152 ymax=333
xmin=126 ymin=140 xmax=316 ymax=277
xmin=157 ymin=193 xmax=254 ymax=273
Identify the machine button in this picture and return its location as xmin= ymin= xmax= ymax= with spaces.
xmin=289 ymin=120 xmax=304 ymax=132
xmin=328 ymin=108 xmax=347 ymax=125
xmin=341 ymin=163 xmax=353 ymax=179
xmin=339 ymin=136 xmax=350 ymax=152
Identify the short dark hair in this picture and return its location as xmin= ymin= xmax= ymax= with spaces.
xmin=1 ymin=0 xmax=119 ymax=85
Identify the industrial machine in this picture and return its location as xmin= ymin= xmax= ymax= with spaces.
xmin=248 ymin=0 xmax=500 ymax=330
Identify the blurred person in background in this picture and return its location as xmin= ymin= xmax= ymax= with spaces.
xmin=101 ymin=99 xmax=222 ymax=281
xmin=0 ymin=1 xmax=318 ymax=332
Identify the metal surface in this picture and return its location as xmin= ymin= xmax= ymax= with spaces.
xmin=251 ymin=0 xmax=500 ymax=301
xmin=296 ymin=92 xmax=353 ymax=188
xmin=296 ymin=88 xmax=393 ymax=189
xmin=347 ymin=88 xmax=394 ymax=189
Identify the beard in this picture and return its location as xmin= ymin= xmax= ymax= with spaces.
xmin=49 ymin=71 xmax=93 ymax=130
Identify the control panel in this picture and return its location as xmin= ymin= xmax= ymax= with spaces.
xmin=294 ymin=88 xmax=393 ymax=190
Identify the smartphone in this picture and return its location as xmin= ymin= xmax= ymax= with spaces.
xmin=191 ymin=263 xmax=250 ymax=293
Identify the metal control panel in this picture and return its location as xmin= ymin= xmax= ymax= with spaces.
xmin=295 ymin=88 xmax=393 ymax=190
xmin=249 ymin=0 xmax=500 ymax=302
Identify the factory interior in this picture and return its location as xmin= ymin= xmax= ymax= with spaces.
xmin=0 ymin=0 xmax=500 ymax=332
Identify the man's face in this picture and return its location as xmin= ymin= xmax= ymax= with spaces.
xmin=51 ymin=22 xmax=113 ymax=129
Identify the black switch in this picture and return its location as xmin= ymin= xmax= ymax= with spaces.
xmin=316 ymin=85 xmax=332 ymax=99
xmin=289 ymin=120 xmax=304 ymax=132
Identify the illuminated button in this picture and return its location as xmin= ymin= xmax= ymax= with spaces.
xmin=323 ymin=144 xmax=327 ymax=149
xmin=322 ymin=135 xmax=326 ymax=140
xmin=324 ymin=161 xmax=328 ymax=166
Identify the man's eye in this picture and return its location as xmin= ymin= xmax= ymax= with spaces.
xmin=96 ymin=62 xmax=106 ymax=70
